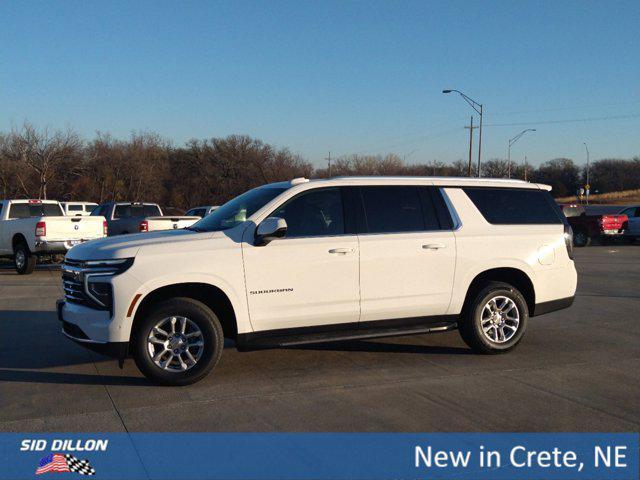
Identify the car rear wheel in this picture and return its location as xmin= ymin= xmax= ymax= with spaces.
xmin=133 ymin=297 xmax=224 ymax=386
xmin=458 ymin=281 xmax=529 ymax=354
xmin=14 ymin=242 xmax=36 ymax=275
xmin=573 ymin=229 xmax=590 ymax=247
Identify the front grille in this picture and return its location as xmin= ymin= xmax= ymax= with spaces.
xmin=64 ymin=258 xmax=84 ymax=268
xmin=61 ymin=267 xmax=93 ymax=307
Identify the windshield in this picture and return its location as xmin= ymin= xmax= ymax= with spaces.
xmin=189 ymin=186 xmax=287 ymax=232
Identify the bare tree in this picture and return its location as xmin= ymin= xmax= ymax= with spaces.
xmin=4 ymin=123 xmax=82 ymax=199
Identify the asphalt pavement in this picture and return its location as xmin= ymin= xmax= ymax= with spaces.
xmin=1 ymin=246 xmax=639 ymax=432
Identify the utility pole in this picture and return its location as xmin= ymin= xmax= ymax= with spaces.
xmin=325 ymin=151 xmax=332 ymax=178
xmin=477 ymin=103 xmax=483 ymax=177
xmin=583 ymin=142 xmax=590 ymax=205
xmin=523 ymin=155 xmax=528 ymax=182
xmin=464 ymin=116 xmax=477 ymax=177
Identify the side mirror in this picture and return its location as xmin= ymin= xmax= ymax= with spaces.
xmin=256 ymin=217 xmax=287 ymax=245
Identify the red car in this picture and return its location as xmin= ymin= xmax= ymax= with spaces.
xmin=559 ymin=204 xmax=628 ymax=247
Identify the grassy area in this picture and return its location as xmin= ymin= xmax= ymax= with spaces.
xmin=556 ymin=189 xmax=640 ymax=205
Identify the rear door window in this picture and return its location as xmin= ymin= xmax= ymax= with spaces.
xmin=463 ymin=188 xmax=563 ymax=225
xmin=360 ymin=186 xmax=426 ymax=233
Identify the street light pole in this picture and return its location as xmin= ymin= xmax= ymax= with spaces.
xmin=443 ymin=89 xmax=483 ymax=177
xmin=507 ymin=129 xmax=536 ymax=178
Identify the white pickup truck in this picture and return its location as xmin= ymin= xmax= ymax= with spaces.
xmin=0 ymin=199 xmax=107 ymax=274
xmin=140 ymin=216 xmax=201 ymax=233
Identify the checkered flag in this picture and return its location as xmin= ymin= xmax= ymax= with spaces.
xmin=65 ymin=454 xmax=96 ymax=476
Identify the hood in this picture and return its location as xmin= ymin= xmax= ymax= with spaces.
xmin=66 ymin=229 xmax=212 ymax=261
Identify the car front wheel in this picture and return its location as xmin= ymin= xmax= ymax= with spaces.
xmin=458 ymin=281 xmax=529 ymax=354
xmin=133 ymin=297 xmax=224 ymax=386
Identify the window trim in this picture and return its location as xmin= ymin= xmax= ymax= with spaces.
xmin=260 ymin=186 xmax=350 ymax=241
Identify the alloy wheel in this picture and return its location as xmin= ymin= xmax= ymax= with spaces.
xmin=147 ymin=316 xmax=204 ymax=372
xmin=480 ymin=295 xmax=520 ymax=344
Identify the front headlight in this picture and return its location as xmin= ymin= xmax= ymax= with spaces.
xmin=74 ymin=258 xmax=134 ymax=311
xmin=83 ymin=258 xmax=135 ymax=272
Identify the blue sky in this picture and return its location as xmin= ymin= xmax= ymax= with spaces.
xmin=1 ymin=0 xmax=639 ymax=167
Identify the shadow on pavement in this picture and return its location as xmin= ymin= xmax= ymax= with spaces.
xmin=0 ymin=368 xmax=149 ymax=386
xmin=0 ymin=310 xmax=105 ymax=369
xmin=285 ymin=339 xmax=471 ymax=355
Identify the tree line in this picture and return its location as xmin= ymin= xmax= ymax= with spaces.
xmin=0 ymin=123 xmax=638 ymax=210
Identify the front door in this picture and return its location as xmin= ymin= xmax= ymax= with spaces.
xmin=243 ymin=187 xmax=360 ymax=332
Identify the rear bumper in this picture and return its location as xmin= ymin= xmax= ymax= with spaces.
xmin=57 ymin=299 xmax=128 ymax=359
xmin=532 ymin=296 xmax=575 ymax=316
xmin=35 ymin=239 xmax=100 ymax=253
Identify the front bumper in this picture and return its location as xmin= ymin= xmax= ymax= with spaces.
xmin=57 ymin=299 xmax=128 ymax=359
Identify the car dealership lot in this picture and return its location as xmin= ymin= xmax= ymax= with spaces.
xmin=1 ymin=246 xmax=638 ymax=432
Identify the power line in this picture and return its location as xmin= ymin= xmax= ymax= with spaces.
xmin=488 ymin=100 xmax=640 ymax=117
xmin=484 ymin=112 xmax=640 ymax=127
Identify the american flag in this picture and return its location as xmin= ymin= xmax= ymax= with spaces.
xmin=35 ymin=453 xmax=96 ymax=476
xmin=35 ymin=454 xmax=70 ymax=475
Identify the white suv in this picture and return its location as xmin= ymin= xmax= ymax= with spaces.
xmin=58 ymin=177 xmax=577 ymax=385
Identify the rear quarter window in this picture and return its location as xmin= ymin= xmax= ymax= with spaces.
xmin=463 ymin=188 xmax=562 ymax=225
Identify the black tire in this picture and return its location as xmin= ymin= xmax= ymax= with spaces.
xmin=133 ymin=297 xmax=224 ymax=386
xmin=458 ymin=281 xmax=529 ymax=354
xmin=573 ymin=229 xmax=590 ymax=247
xmin=13 ymin=242 xmax=36 ymax=275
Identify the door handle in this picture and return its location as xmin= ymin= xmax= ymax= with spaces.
xmin=422 ymin=243 xmax=446 ymax=250
xmin=329 ymin=248 xmax=354 ymax=255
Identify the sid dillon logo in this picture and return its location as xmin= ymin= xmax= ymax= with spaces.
xmin=22 ymin=439 xmax=107 ymax=476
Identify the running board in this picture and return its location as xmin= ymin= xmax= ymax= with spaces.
xmin=236 ymin=316 xmax=458 ymax=350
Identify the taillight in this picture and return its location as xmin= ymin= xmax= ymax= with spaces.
xmin=103 ymin=220 xmax=108 ymax=236
xmin=139 ymin=220 xmax=148 ymax=232
xmin=35 ymin=221 xmax=46 ymax=237
xmin=564 ymin=224 xmax=574 ymax=260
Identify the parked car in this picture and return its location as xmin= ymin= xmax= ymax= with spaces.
xmin=91 ymin=202 xmax=198 ymax=235
xmin=185 ymin=205 xmax=219 ymax=218
xmin=61 ymin=202 xmax=98 ymax=216
xmin=0 ymin=199 xmax=106 ymax=274
xmin=139 ymin=216 xmax=201 ymax=233
xmin=617 ymin=205 xmax=639 ymax=240
xmin=58 ymin=177 xmax=577 ymax=385
xmin=558 ymin=203 xmax=627 ymax=247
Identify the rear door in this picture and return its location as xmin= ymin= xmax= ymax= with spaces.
xmin=356 ymin=185 xmax=456 ymax=322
